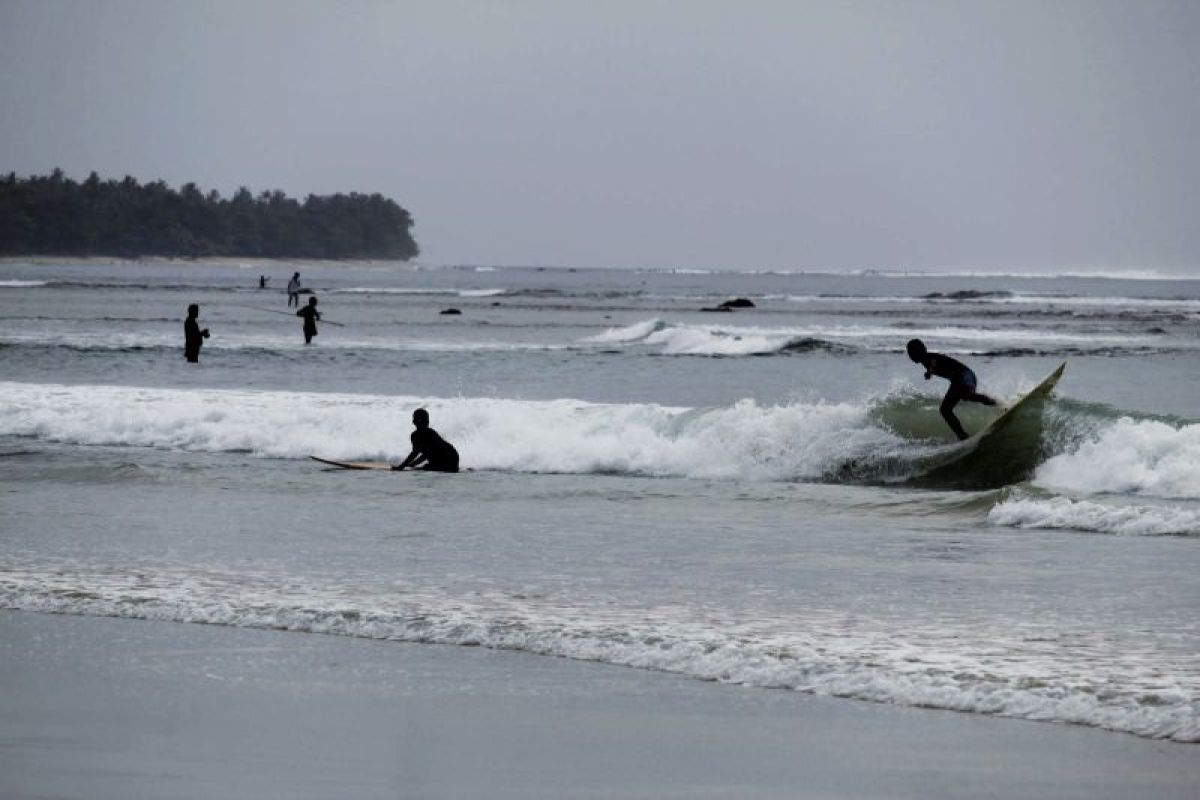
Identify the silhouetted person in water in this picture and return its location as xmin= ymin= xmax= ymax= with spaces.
xmin=906 ymin=338 xmax=997 ymax=440
xmin=259 ymin=275 xmax=269 ymax=289
xmin=393 ymin=408 xmax=460 ymax=472
xmin=296 ymin=296 xmax=320 ymax=344
xmin=183 ymin=304 xmax=210 ymax=363
xmin=287 ymin=272 xmax=301 ymax=307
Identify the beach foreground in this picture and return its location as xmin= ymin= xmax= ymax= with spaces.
xmin=2 ymin=610 xmax=1196 ymax=800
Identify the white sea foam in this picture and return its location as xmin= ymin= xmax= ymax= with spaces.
xmin=0 ymin=381 xmax=904 ymax=480
xmin=1034 ymin=418 xmax=1200 ymax=499
xmin=990 ymin=496 xmax=1200 ymax=536
xmin=1 ymin=565 xmax=1195 ymax=742
xmin=0 ymin=279 xmax=49 ymax=288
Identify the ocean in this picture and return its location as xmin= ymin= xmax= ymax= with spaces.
xmin=1 ymin=260 xmax=1197 ymax=744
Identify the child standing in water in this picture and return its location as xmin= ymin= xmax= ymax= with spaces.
xmin=906 ymin=338 xmax=997 ymax=440
xmin=296 ymin=296 xmax=320 ymax=344
xmin=183 ymin=304 xmax=210 ymax=363
xmin=286 ymin=272 xmax=301 ymax=307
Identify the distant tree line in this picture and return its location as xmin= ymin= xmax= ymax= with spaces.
xmin=0 ymin=169 xmax=419 ymax=260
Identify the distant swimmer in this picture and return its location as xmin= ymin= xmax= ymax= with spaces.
xmin=393 ymin=408 xmax=460 ymax=473
xmin=287 ymin=272 xmax=301 ymax=307
xmin=296 ymin=296 xmax=320 ymax=344
xmin=183 ymin=303 xmax=210 ymax=363
xmin=906 ymin=338 xmax=997 ymax=440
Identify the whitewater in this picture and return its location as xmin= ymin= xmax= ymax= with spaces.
xmin=1 ymin=260 xmax=1198 ymax=745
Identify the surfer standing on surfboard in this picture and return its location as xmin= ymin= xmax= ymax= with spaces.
xmin=393 ymin=409 xmax=460 ymax=473
xmin=906 ymin=339 xmax=997 ymax=440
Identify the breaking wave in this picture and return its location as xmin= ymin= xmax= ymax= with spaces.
xmin=1033 ymin=417 xmax=1200 ymax=499
xmin=2 ymin=379 xmax=1194 ymax=497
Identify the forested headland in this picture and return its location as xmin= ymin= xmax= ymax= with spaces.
xmin=0 ymin=169 xmax=419 ymax=260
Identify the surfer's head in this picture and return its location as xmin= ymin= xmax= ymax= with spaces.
xmin=412 ymin=408 xmax=430 ymax=429
xmin=308 ymin=296 xmax=318 ymax=306
xmin=187 ymin=304 xmax=199 ymax=318
xmin=906 ymin=338 xmax=927 ymax=363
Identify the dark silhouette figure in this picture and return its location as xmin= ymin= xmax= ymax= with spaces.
xmin=906 ymin=338 xmax=997 ymax=440
xmin=393 ymin=409 xmax=460 ymax=472
xmin=287 ymin=272 xmax=301 ymax=307
xmin=183 ymin=304 xmax=210 ymax=363
xmin=296 ymin=296 xmax=320 ymax=344
xmin=259 ymin=275 xmax=269 ymax=289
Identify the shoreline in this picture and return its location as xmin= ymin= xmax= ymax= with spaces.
xmin=2 ymin=610 xmax=1197 ymax=799
xmin=0 ymin=255 xmax=417 ymax=269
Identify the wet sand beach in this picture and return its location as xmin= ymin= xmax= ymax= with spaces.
xmin=3 ymin=610 xmax=1198 ymax=800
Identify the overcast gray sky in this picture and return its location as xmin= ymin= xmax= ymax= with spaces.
xmin=2 ymin=0 xmax=1198 ymax=272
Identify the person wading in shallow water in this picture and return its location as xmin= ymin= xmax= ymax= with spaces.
xmin=393 ymin=408 xmax=460 ymax=473
xmin=287 ymin=272 xmax=301 ymax=307
xmin=296 ymin=296 xmax=320 ymax=344
xmin=183 ymin=303 xmax=210 ymax=363
xmin=906 ymin=338 xmax=997 ymax=440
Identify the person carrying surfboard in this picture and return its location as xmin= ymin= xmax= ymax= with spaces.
xmin=297 ymin=296 xmax=321 ymax=344
xmin=906 ymin=338 xmax=997 ymax=440
xmin=393 ymin=409 xmax=460 ymax=473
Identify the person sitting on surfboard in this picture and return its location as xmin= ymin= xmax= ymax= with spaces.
xmin=296 ymin=296 xmax=320 ymax=344
xmin=906 ymin=338 xmax=997 ymax=441
xmin=393 ymin=409 xmax=460 ymax=473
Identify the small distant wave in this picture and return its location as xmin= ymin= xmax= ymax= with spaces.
xmin=330 ymin=287 xmax=506 ymax=297
xmin=584 ymin=318 xmax=855 ymax=356
xmin=0 ymin=280 xmax=49 ymax=288
xmin=855 ymin=268 xmax=1198 ymax=281
xmin=583 ymin=317 xmax=1178 ymax=357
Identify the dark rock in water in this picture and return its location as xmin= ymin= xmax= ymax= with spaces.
xmin=923 ymin=290 xmax=1013 ymax=301
xmin=702 ymin=297 xmax=755 ymax=312
xmin=440 ymin=308 xmax=462 ymax=315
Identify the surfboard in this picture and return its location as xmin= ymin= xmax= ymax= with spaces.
xmin=972 ymin=361 xmax=1066 ymax=442
xmin=906 ymin=361 xmax=1066 ymax=489
xmin=310 ymin=456 xmax=394 ymax=471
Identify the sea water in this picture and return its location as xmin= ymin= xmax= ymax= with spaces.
xmin=0 ymin=260 xmax=1197 ymax=742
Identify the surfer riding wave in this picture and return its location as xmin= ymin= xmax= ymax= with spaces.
xmin=906 ymin=338 xmax=997 ymax=440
